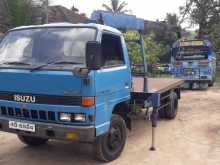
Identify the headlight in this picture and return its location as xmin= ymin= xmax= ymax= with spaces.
xmin=74 ymin=114 xmax=86 ymax=122
xmin=60 ymin=113 xmax=72 ymax=122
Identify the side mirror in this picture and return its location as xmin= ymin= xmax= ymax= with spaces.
xmin=86 ymin=41 xmax=103 ymax=70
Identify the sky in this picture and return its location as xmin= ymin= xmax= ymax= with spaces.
xmin=51 ymin=0 xmax=185 ymax=21
xmin=50 ymin=0 xmax=196 ymax=30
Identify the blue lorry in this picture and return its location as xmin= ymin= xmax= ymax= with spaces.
xmin=171 ymin=39 xmax=216 ymax=89
xmin=0 ymin=12 xmax=183 ymax=162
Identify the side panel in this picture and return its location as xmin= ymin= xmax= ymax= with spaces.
xmin=94 ymin=66 xmax=131 ymax=136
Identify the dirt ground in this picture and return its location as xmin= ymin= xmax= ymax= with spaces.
xmin=1 ymin=88 xmax=220 ymax=165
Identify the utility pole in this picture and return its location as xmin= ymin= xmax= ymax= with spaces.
xmin=44 ymin=0 xmax=49 ymax=24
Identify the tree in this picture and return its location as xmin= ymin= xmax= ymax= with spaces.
xmin=180 ymin=0 xmax=220 ymax=38
xmin=207 ymin=23 xmax=220 ymax=50
xmin=102 ymin=0 xmax=131 ymax=13
xmin=6 ymin=0 xmax=32 ymax=27
xmin=71 ymin=5 xmax=79 ymax=13
xmin=124 ymin=31 xmax=168 ymax=75
xmin=6 ymin=0 xmax=51 ymax=27
xmin=165 ymin=13 xmax=180 ymax=27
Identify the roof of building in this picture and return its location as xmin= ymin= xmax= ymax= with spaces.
xmin=48 ymin=5 xmax=87 ymax=24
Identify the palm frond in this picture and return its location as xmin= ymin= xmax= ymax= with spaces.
xmin=116 ymin=1 xmax=128 ymax=13
xmin=111 ymin=0 xmax=119 ymax=12
xmin=102 ymin=4 xmax=113 ymax=12
xmin=120 ymin=9 xmax=132 ymax=14
xmin=102 ymin=0 xmax=130 ymax=13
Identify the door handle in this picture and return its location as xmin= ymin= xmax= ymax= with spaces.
xmin=125 ymin=82 xmax=130 ymax=89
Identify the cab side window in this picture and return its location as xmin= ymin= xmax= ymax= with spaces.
xmin=101 ymin=33 xmax=125 ymax=67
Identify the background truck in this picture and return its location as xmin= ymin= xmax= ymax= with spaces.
xmin=0 ymin=11 xmax=183 ymax=162
xmin=171 ymin=39 xmax=216 ymax=89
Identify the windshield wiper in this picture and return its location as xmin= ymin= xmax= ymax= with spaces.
xmin=30 ymin=60 xmax=82 ymax=72
xmin=52 ymin=61 xmax=82 ymax=65
xmin=3 ymin=61 xmax=31 ymax=66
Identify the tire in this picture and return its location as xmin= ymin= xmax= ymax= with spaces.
xmin=209 ymin=75 xmax=216 ymax=87
xmin=209 ymin=79 xmax=215 ymax=87
xmin=164 ymin=92 xmax=178 ymax=119
xmin=208 ymin=82 xmax=213 ymax=87
xmin=94 ymin=114 xmax=127 ymax=162
xmin=18 ymin=135 xmax=48 ymax=146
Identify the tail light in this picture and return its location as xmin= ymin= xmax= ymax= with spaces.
xmin=176 ymin=61 xmax=181 ymax=66
xmin=199 ymin=60 xmax=209 ymax=66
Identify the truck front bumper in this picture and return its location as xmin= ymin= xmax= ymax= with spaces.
xmin=0 ymin=117 xmax=95 ymax=142
xmin=184 ymin=79 xmax=211 ymax=83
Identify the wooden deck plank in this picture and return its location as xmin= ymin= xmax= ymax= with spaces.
xmin=132 ymin=77 xmax=183 ymax=94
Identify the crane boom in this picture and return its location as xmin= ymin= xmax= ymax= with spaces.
xmin=91 ymin=10 xmax=145 ymax=31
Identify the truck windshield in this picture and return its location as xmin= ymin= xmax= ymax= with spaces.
xmin=174 ymin=46 xmax=209 ymax=61
xmin=0 ymin=27 xmax=96 ymax=68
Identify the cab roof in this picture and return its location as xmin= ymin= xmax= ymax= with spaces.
xmin=9 ymin=22 xmax=122 ymax=35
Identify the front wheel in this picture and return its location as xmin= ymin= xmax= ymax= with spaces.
xmin=18 ymin=135 xmax=48 ymax=146
xmin=94 ymin=114 xmax=127 ymax=162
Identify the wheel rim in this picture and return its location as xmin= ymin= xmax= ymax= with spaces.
xmin=107 ymin=123 xmax=123 ymax=152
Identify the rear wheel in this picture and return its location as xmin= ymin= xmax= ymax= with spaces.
xmin=18 ymin=135 xmax=48 ymax=146
xmin=162 ymin=92 xmax=178 ymax=119
xmin=209 ymin=82 xmax=214 ymax=87
xmin=94 ymin=114 xmax=127 ymax=162
xmin=209 ymin=78 xmax=215 ymax=87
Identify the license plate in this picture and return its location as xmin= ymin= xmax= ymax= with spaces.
xmin=9 ymin=121 xmax=35 ymax=132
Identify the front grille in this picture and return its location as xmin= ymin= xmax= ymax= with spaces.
xmin=200 ymin=76 xmax=207 ymax=79
xmin=0 ymin=91 xmax=82 ymax=106
xmin=0 ymin=106 xmax=56 ymax=122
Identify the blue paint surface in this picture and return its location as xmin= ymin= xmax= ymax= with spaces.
xmin=91 ymin=10 xmax=145 ymax=31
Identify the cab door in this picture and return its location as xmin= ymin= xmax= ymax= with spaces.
xmin=94 ymin=32 xmax=131 ymax=136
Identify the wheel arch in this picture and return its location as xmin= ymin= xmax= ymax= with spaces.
xmin=112 ymin=101 xmax=131 ymax=130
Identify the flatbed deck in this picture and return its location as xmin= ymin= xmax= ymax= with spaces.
xmin=132 ymin=77 xmax=184 ymax=94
